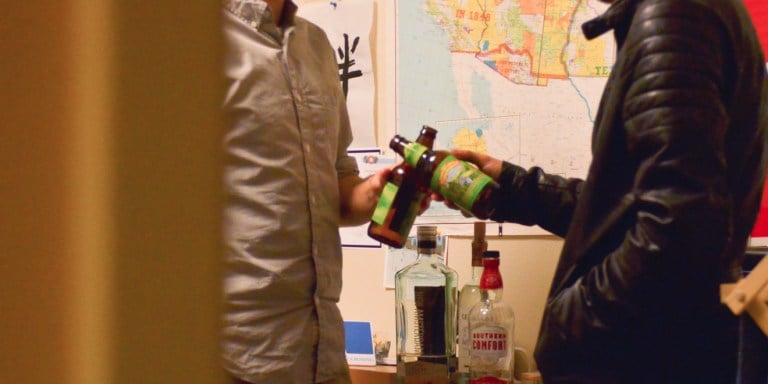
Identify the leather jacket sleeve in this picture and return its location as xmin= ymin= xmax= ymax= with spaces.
xmin=491 ymin=162 xmax=583 ymax=238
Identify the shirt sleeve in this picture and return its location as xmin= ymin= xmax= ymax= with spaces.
xmin=334 ymin=89 xmax=359 ymax=179
xmin=311 ymin=26 xmax=359 ymax=180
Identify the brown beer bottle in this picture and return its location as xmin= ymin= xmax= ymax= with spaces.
xmin=390 ymin=134 xmax=498 ymax=219
xmin=368 ymin=126 xmax=437 ymax=248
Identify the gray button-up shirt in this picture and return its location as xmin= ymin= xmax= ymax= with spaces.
xmin=221 ymin=1 xmax=358 ymax=382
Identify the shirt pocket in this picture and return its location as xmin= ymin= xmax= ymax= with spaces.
xmin=301 ymin=80 xmax=342 ymax=140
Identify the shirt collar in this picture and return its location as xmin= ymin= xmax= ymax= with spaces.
xmin=223 ymin=0 xmax=298 ymax=30
xmin=581 ymin=0 xmax=635 ymax=40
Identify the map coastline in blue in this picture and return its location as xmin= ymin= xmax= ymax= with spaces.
xmin=397 ymin=1 xmax=466 ymax=145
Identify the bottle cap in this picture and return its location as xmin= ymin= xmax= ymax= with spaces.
xmin=483 ymin=250 xmax=500 ymax=258
xmin=389 ymin=135 xmax=406 ymax=149
xmin=417 ymin=225 xmax=437 ymax=237
xmin=420 ymin=125 xmax=437 ymax=135
xmin=416 ymin=225 xmax=437 ymax=248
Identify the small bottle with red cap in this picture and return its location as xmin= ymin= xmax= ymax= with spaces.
xmin=468 ymin=250 xmax=515 ymax=384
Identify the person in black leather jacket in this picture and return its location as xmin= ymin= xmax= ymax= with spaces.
xmin=449 ymin=0 xmax=768 ymax=382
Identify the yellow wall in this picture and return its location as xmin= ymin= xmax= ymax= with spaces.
xmin=0 ymin=1 xmax=224 ymax=383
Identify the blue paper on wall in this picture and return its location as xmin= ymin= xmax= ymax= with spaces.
xmin=343 ymin=321 xmax=376 ymax=366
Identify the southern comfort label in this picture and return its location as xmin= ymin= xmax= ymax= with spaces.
xmin=470 ymin=326 xmax=508 ymax=359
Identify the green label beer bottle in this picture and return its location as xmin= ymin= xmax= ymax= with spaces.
xmin=390 ymin=134 xmax=498 ymax=219
xmin=368 ymin=126 xmax=437 ymax=248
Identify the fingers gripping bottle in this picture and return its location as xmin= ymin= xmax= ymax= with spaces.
xmin=468 ymin=251 xmax=515 ymax=384
xmin=368 ymin=126 xmax=437 ymax=248
xmin=389 ymin=134 xmax=499 ymax=219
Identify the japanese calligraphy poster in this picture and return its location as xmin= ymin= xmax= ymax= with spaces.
xmin=744 ymin=0 xmax=768 ymax=244
xmin=298 ymin=0 xmax=377 ymax=148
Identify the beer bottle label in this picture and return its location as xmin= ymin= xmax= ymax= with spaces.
xmin=371 ymin=182 xmax=398 ymax=225
xmin=371 ymin=182 xmax=424 ymax=239
xmin=403 ymin=142 xmax=428 ymax=167
xmin=431 ymin=155 xmax=493 ymax=211
xmin=397 ymin=193 xmax=423 ymax=239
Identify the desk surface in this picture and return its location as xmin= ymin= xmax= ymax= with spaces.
xmin=349 ymin=365 xmax=396 ymax=384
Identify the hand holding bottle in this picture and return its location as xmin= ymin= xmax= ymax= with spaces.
xmin=449 ymin=148 xmax=504 ymax=180
xmin=366 ymin=166 xmax=434 ymax=216
xmin=390 ymin=135 xmax=500 ymax=219
xmin=368 ymin=126 xmax=437 ymax=247
xmin=340 ymin=166 xmax=393 ymax=226
xmin=366 ymin=166 xmax=394 ymax=202
xmin=360 ymin=165 xmax=433 ymax=217
xmin=429 ymin=148 xmax=504 ymax=216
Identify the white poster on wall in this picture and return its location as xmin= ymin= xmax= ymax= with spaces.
xmin=298 ymin=0 xmax=376 ymax=148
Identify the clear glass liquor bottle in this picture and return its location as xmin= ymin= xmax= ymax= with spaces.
xmin=468 ymin=250 xmax=515 ymax=384
xmin=394 ymin=225 xmax=458 ymax=383
xmin=458 ymin=221 xmax=488 ymax=374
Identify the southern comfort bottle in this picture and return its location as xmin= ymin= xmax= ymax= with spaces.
xmin=368 ymin=126 xmax=437 ymax=248
xmin=468 ymin=250 xmax=515 ymax=384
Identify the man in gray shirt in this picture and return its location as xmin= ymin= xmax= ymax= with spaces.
xmin=221 ymin=0 xmax=390 ymax=382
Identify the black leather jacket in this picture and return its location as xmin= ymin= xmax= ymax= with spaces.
xmin=490 ymin=0 xmax=768 ymax=382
